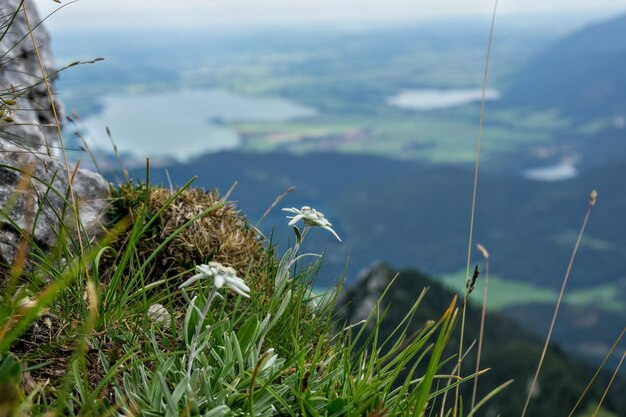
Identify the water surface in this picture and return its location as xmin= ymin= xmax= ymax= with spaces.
xmin=387 ymin=88 xmax=500 ymax=110
xmin=82 ymin=89 xmax=316 ymax=161
xmin=523 ymin=162 xmax=578 ymax=181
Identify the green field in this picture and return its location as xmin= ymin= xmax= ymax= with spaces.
xmin=231 ymin=106 xmax=577 ymax=163
xmin=440 ymin=269 xmax=625 ymax=312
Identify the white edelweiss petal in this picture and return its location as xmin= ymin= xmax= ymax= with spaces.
xmin=303 ymin=216 xmax=323 ymax=227
xmin=312 ymin=218 xmax=327 ymax=227
xmin=322 ymin=225 xmax=342 ymax=242
xmin=214 ymin=274 xmax=225 ymax=289
xmin=229 ymin=285 xmax=251 ymax=298
xmin=284 ymin=205 xmax=341 ymax=242
xmin=179 ymin=272 xmax=206 ymax=289
xmin=288 ymin=214 xmax=305 ymax=226
xmin=223 ymin=275 xmax=251 ymax=298
xmin=196 ymin=264 xmax=212 ymax=275
xmin=228 ymin=276 xmax=251 ymax=294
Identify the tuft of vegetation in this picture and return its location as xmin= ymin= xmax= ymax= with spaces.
xmin=105 ymin=182 xmax=269 ymax=293
xmin=0 ymin=177 xmax=492 ymax=416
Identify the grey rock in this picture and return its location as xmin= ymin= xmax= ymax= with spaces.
xmin=336 ymin=261 xmax=391 ymax=324
xmin=333 ymin=261 xmax=404 ymax=336
xmin=0 ymin=140 xmax=110 ymax=269
xmin=0 ymin=0 xmax=61 ymax=151
xmin=334 ymin=262 xmax=438 ymax=332
xmin=0 ymin=0 xmax=110 ymax=272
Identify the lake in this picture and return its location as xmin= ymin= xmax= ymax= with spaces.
xmin=81 ymin=89 xmax=316 ymax=161
xmin=387 ymin=88 xmax=501 ymax=110
xmin=522 ymin=162 xmax=578 ymax=181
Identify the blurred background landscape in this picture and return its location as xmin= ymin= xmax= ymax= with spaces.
xmin=35 ymin=0 xmax=625 ymax=376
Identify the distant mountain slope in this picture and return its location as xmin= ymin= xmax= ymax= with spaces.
xmin=505 ymin=302 xmax=626 ymax=369
xmin=125 ymin=151 xmax=626 ymax=291
xmin=335 ymin=263 xmax=626 ymax=417
xmin=505 ymin=13 xmax=626 ymax=121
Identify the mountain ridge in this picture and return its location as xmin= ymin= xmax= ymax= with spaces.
xmin=505 ymin=13 xmax=626 ymax=120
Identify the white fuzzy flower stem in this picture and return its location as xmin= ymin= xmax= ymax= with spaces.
xmin=186 ymin=286 xmax=219 ymax=378
xmin=288 ymin=226 xmax=310 ymax=271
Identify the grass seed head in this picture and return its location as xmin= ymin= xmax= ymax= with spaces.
xmin=476 ymin=243 xmax=489 ymax=259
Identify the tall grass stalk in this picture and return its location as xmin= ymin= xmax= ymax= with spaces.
xmin=438 ymin=340 xmax=477 ymax=417
xmin=520 ymin=190 xmax=598 ymax=417
xmin=256 ymin=186 xmax=295 ymax=228
xmin=471 ymin=243 xmax=490 ymax=409
xmin=592 ymin=351 xmax=626 ymax=417
xmin=455 ymin=1 xmax=498 ymax=415
xmin=21 ymin=1 xmax=86 ymax=260
xmin=567 ymin=327 xmax=625 ymax=417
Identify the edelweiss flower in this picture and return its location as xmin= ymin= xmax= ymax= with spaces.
xmin=282 ymin=206 xmax=341 ymax=241
xmin=179 ymin=261 xmax=251 ymax=298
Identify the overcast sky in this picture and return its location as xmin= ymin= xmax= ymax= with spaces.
xmin=33 ymin=0 xmax=626 ymax=32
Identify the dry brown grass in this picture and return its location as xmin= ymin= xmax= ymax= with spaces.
xmin=106 ymin=183 xmax=270 ymax=292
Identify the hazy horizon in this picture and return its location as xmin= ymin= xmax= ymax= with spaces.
xmin=34 ymin=0 xmax=626 ymax=33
